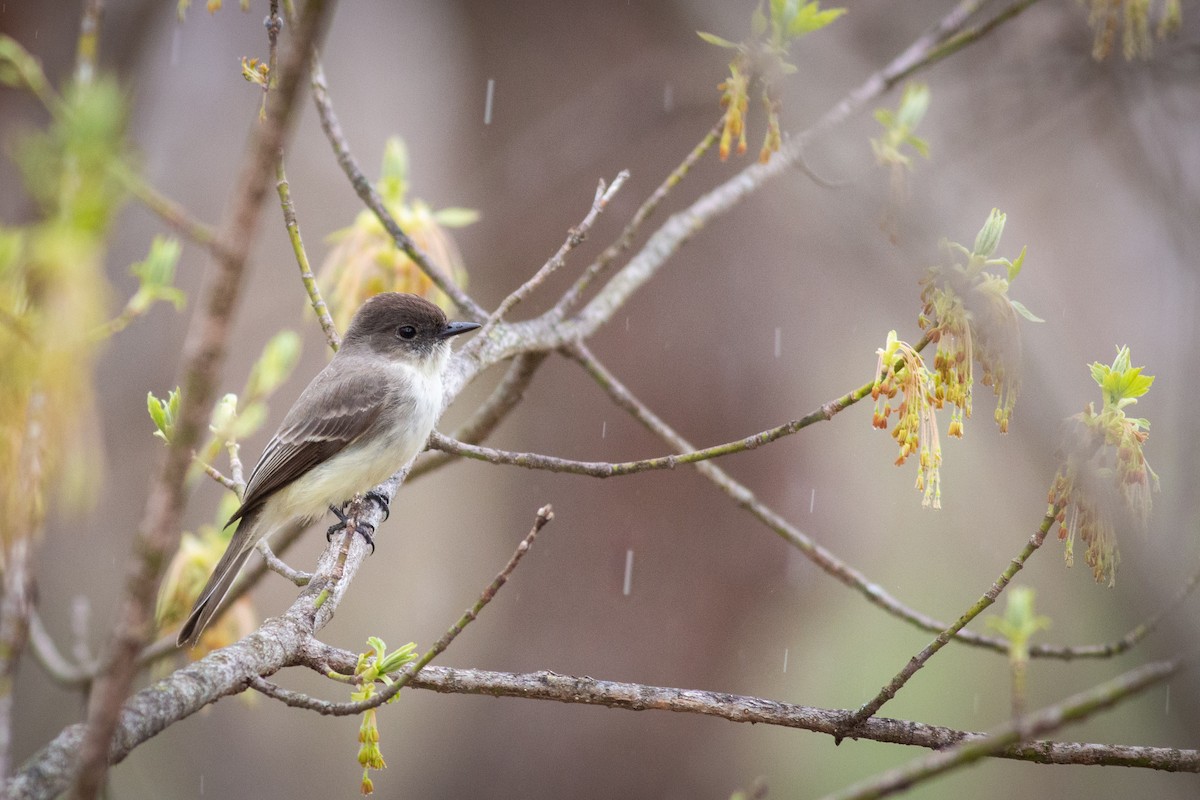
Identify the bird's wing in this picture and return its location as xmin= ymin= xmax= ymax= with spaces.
xmin=227 ymin=362 xmax=390 ymax=525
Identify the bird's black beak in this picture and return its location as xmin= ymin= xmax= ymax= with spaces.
xmin=438 ymin=320 xmax=482 ymax=340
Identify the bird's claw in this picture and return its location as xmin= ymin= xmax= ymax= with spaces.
xmin=364 ymin=490 xmax=391 ymax=521
xmin=325 ymin=502 xmax=377 ymax=554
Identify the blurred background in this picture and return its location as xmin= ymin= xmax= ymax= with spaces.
xmin=3 ymin=1 xmax=1199 ymax=797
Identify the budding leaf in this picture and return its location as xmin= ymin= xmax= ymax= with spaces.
xmin=1009 ymin=299 xmax=1044 ymax=323
xmin=697 ymin=30 xmax=739 ymax=49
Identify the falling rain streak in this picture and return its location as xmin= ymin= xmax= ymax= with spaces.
xmin=810 ymin=488 xmax=815 ymax=514
xmin=483 ymin=78 xmax=495 ymax=125
xmin=623 ymin=549 xmax=634 ymax=596
xmin=601 ymin=421 xmax=607 ymax=439
xmin=774 ymin=327 xmax=781 ymax=358
xmin=782 ymin=648 xmax=789 ymax=673
xmin=663 ymin=84 xmax=674 ymax=113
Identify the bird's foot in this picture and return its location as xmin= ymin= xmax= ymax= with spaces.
xmin=325 ymin=502 xmax=376 ymax=554
xmin=364 ymin=490 xmax=391 ymax=522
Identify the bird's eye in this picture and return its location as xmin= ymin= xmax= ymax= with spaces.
xmin=396 ymin=325 xmax=417 ymax=340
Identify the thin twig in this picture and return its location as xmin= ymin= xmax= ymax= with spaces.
xmin=885 ymin=0 xmax=1041 ymax=90
xmin=553 ymin=120 xmax=722 ymax=318
xmin=198 ymin=461 xmax=238 ymax=493
xmin=821 ymin=659 xmax=1182 ymax=800
xmin=0 ymin=539 xmax=35 ymax=782
xmin=410 ymin=351 xmax=548 ymax=479
xmin=277 ymin=156 xmax=341 ymax=351
xmin=428 ymin=378 xmax=868 ymax=475
xmin=110 ymin=162 xmax=222 ymax=254
xmin=836 ymin=508 xmax=1058 ymax=740
xmin=565 ymin=343 xmax=1181 ymax=661
xmin=27 ymin=611 xmax=90 ymax=686
xmin=482 ymin=172 xmax=629 ymax=336
xmin=308 ymin=61 xmax=486 ymax=321
xmin=70 ymin=3 xmax=336 ymax=795
xmin=256 ymin=540 xmax=310 ymax=586
xmin=251 ymin=505 xmax=554 ymax=714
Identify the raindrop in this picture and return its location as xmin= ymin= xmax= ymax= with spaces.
xmin=483 ymin=78 xmax=496 ymax=125
xmin=623 ymin=549 xmax=634 ymax=596
xmin=774 ymin=327 xmax=781 ymax=358
xmin=1165 ymin=685 xmax=1170 ymax=715
xmin=170 ymin=24 xmax=182 ymax=67
xmin=663 ymin=84 xmax=674 ymax=113
xmin=601 ymin=421 xmax=607 ymax=439
xmin=809 ymin=488 xmax=815 ymax=514
xmin=625 ymin=316 xmax=630 ymax=332
xmin=782 ymin=648 xmax=789 ymax=673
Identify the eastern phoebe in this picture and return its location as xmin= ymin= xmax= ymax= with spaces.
xmin=176 ymin=292 xmax=480 ymax=648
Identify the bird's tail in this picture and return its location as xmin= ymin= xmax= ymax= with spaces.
xmin=176 ymin=511 xmax=259 ymax=648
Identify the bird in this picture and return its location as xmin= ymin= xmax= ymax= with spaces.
xmin=176 ymin=292 xmax=480 ymax=648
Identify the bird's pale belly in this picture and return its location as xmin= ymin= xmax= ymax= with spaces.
xmin=268 ymin=411 xmax=435 ymax=525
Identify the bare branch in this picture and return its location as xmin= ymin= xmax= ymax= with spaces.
xmin=277 ymin=156 xmax=341 ymax=351
xmin=71 ymin=2 xmax=336 ymax=795
xmin=837 ymin=508 xmax=1057 ymax=739
xmin=821 ymin=659 xmax=1182 ymax=800
xmin=27 ymin=610 xmax=90 ymax=686
xmin=565 ymin=343 xmax=1183 ymax=661
xmin=308 ymin=60 xmax=486 ymax=321
xmin=293 ymin=655 xmax=1198 ymax=772
xmin=483 ymin=173 xmax=629 ymax=333
xmin=410 ymin=352 xmax=549 ymax=480
xmin=553 ymin=119 xmax=722 ymax=317
xmin=256 ymin=540 xmax=311 ymax=587
xmin=428 ymin=371 xmax=870 ymax=477
xmin=252 ymin=504 xmax=554 ymax=714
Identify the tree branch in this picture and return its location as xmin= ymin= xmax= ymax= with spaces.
xmin=564 ymin=343 xmax=1183 ymax=661
xmin=251 ymin=505 xmax=554 ymax=714
xmin=292 ymin=657 xmax=1197 ymax=772
xmin=838 ymin=507 xmax=1057 ymax=739
xmin=70 ymin=3 xmax=335 ymax=796
xmin=821 ymin=659 xmax=1183 ymax=800
xmin=308 ymin=59 xmax=486 ymax=321
xmin=482 ymin=173 xmax=629 ymax=333
xmin=410 ymin=352 xmax=548 ymax=480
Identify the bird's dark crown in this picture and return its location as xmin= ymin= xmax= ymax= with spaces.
xmin=343 ymin=293 xmax=451 ymax=358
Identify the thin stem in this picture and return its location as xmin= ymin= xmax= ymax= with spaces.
xmin=553 ymin=120 xmax=722 ymax=317
xmin=410 ymin=351 xmax=548 ymax=480
xmin=308 ymin=61 xmax=486 ymax=320
xmin=821 ymin=659 xmax=1181 ymax=800
xmin=565 ymin=343 xmax=1170 ymax=661
xmin=73 ymin=0 xmax=103 ymax=86
xmin=256 ymin=540 xmax=310 ymax=587
xmin=27 ymin=611 xmax=91 ymax=686
xmin=428 ymin=380 xmax=867 ymax=476
xmin=70 ymin=2 xmax=335 ymax=795
xmin=837 ymin=507 xmax=1058 ymax=739
xmin=276 ymin=156 xmax=341 ymax=351
xmin=887 ymin=0 xmax=1041 ymax=89
xmin=110 ymin=162 xmax=222 ymax=254
xmin=481 ymin=171 xmax=629 ymax=336
xmin=251 ymin=505 xmax=554 ymax=714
